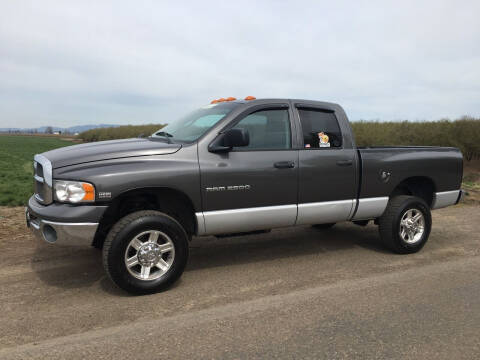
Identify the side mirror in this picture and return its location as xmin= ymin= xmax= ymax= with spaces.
xmin=223 ymin=128 xmax=249 ymax=148
xmin=209 ymin=128 xmax=250 ymax=153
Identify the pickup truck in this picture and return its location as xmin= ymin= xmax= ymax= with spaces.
xmin=26 ymin=97 xmax=464 ymax=294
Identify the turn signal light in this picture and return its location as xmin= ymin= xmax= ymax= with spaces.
xmin=245 ymin=96 xmax=256 ymax=100
xmin=82 ymin=183 xmax=95 ymax=201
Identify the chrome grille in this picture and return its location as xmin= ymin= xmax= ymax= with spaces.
xmin=33 ymin=154 xmax=53 ymax=204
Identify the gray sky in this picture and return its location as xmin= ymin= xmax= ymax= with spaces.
xmin=1 ymin=0 xmax=479 ymax=128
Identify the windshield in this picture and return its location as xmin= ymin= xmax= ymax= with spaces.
xmin=151 ymin=102 xmax=240 ymax=143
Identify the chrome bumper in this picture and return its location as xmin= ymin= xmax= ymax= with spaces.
xmin=26 ymin=208 xmax=98 ymax=247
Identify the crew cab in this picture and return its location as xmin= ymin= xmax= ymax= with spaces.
xmin=26 ymin=97 xmax=464 ymax=294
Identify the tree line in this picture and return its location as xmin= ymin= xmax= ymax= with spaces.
xmin=351 ymin=117 xmax=479 ymax=161
xmin=78 ymin=117 xmax=480 ymax=161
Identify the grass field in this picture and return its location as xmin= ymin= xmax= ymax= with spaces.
xmin=0 ymin=135 xmax=74 ymax=206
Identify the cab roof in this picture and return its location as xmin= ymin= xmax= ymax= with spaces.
xmin=209 ymin=97 xmax=342 ymax=111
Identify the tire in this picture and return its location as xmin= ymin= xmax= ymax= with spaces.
xmin=313 ymin=223 xmax=336 ymax=229
xmin=103 ymin=210 xmax=189 ymax=295
xmin=379 ymin=195 xmax=432 ymax=254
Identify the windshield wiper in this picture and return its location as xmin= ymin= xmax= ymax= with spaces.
xmin=154 ymin=131 xmax=174 ymax=143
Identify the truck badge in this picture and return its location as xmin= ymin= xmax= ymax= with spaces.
xmin=98 ymin=191 xmax=112 ymax=199
xmin=206 ymin=185 xmax=251 ymax=192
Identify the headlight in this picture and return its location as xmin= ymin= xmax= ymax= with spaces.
xmin=54 ymin=180 xmax=95 ymax=203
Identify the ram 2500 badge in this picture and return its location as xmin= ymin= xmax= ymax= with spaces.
xmin=26 ymin=97 xmax=464 ymax=294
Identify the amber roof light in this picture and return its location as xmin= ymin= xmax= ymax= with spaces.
xmin=244 ymin=96 xmax=256 ymax=100
xmin=211 ymin=96 xmax=238 ymax=104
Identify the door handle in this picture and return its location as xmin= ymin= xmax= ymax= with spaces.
xmin=274 ymin=161 xmax=295 ymax=169
xmin=336 ymin=159 xmax=353 ymax=166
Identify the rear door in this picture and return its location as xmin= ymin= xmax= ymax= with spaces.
xmin=293 ymin=104 xmax=357 ymax=225
xmin=198 ymin=103 xmax=299 ymax=235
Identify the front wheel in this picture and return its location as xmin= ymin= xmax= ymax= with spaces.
xmin=379 ymin=195 xmax=432 ymax=254
xmin=102 ymin=210 xmax=189 ymax=295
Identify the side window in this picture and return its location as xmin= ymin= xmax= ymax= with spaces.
xmin=232 ymin=109 xmax=291 ymax=150
xmin=298 ymin=108 xmax=342 ymax=149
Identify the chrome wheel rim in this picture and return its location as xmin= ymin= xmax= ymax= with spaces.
xmin=124 ymin=230 xmax=175 ymax=281
xmin=399 ymin=208 xmax=425 ymax=244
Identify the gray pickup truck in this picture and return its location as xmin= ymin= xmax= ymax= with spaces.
xmin=26 ymin=98 xmax=464 ymax=294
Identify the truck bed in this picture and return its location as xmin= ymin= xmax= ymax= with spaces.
xmin=357 ymin=146 xmax=463 ymax=201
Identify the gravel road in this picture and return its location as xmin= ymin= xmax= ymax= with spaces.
xmin=0 ymin=204 xmax=479 ymax=359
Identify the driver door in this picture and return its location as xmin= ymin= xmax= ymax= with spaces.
xmin=198 ymin=104 xmax=298 ymax=235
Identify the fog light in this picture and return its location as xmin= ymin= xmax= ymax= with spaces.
xmin=42 ymin=224 xmax=57 ymax=243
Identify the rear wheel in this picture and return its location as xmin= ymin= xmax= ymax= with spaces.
xmin=379 ymin=195 xmax=431 ymax=254
xmin=313 ymin=223 xmax=336 ymax=230
xmin=103 ymin=210 xmax=189 ymax=295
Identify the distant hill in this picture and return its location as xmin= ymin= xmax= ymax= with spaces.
xmin=0 ymin=124 xmax=119 ymax=134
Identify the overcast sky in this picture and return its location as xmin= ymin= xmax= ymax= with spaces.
xmin=1 ymin=0 xmax=479 ymax=128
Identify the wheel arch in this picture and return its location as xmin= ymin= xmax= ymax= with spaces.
xmin=93 ymin=187 xmax=198 ymax=249
xmin=389 ymin=176 xmax=436 ymax=208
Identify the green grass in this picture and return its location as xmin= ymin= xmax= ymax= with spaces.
xmin=0 ymin=135 xmax=74 ymax=206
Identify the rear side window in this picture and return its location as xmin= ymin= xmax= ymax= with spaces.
xmin=297 ymin=108 xmax=342 ymax=148
xmin=232 ymin=109 xmax=291 ymax=150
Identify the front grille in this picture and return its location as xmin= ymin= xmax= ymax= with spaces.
xmin=33 ymin=154 xmax=53 ymax=204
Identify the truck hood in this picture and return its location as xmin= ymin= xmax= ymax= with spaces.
xmin=42 ymin=138 xmax=182 ymax=169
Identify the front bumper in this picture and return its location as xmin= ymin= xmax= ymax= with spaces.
xmin=26 ymin=196 xmax=106 ymax=246
xmin=26 ymin=208 xmax=99 ymax=246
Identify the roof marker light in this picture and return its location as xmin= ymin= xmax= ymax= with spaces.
xmin=226 ymin=97 xmax=236 ymax=101
xmin=245 ymin=96 xmax=256 ymax=100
